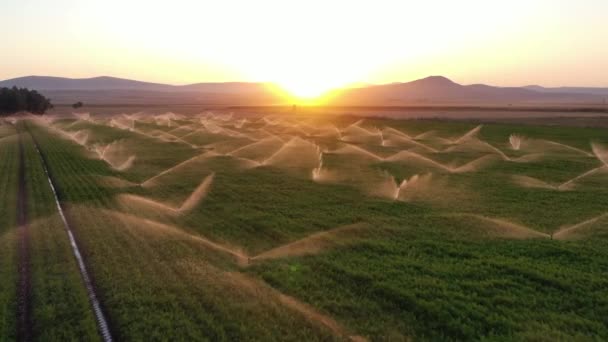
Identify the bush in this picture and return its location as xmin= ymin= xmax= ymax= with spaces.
xmin=0 ymin=87 xmax=53 ymax=115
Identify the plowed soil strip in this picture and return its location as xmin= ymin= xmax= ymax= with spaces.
xmin=16 ymin=131 xmax=32 ymax=342
xmin=28 ymin=129 xmax=113 ymax=342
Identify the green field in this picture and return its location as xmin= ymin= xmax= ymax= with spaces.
xmin=1 ymin=112 xmax=607 ymax=341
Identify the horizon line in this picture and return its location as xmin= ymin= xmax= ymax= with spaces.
xmin=2 ymin=74 xmax=607 ymax=89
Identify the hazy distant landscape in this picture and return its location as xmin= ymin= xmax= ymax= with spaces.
xmin=2 ymin=75 xmax=608 ymax=107
xmin=2 ymin=76 xmax=608 ymax=341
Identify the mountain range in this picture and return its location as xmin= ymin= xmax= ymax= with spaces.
xmin=1 ymin=75 xmax=606 ymax=106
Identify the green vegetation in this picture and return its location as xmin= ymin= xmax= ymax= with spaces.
xmin=25 ymin=121 xmax=338 ymax=340
xmin=0 ymin=123 xmax=19 ymax=341
xmin=1 ymin=113 xmax=608 ymax=340
xmin=251 ymin=222 xmax=608 ymax=340
xmin=0 ymin=122 xmax=98 ymax=340
xmin=20 ymin=126 xmax=100 ymax=340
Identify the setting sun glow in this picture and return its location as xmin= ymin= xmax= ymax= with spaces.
xmin=276 ymin=78 xmax=338 ymax=99
xmin=1 ymin=0 xmax=607 ymax=89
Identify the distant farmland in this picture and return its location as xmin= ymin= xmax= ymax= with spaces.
xmin=1 ymin=111 xmax=607 ymax=341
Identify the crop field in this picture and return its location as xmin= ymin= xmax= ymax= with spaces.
xmin=1 ymin=111 xmax=608 ymax=341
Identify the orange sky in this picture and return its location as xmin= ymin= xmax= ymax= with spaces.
xmin=1 ymin=0 xmax=607 ymax=97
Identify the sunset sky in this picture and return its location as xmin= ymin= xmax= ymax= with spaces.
xmin=2 ymin=0 xmax=607 ymax=97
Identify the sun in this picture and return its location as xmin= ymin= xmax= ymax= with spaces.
xmin=277 ymin=78 xmax=337 ymax=100
xmin=268 ymin=67 xmax=357 ymax=102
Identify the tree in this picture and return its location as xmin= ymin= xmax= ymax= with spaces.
xmin=0 ymin=87 xmax=53 ymax=115
xmin=72 ymin=101 xmax=84 ymax=109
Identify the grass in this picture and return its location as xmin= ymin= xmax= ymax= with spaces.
xmin=20 ymin=127 xmax=100 ymax=340
xmin=250 ymin=218 xmax=608 ymax=340
xmin=0 ymin=113 xmax=606 ymax=340
xmin=0 ymin=122 xmax=99 ymax=340
xmin=0 ymin=123 xmax=18 ymax=341
xmin=25 ymin=121 xmax=339 ymax=340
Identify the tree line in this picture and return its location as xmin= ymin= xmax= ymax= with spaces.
xmin=0 ymin=87 xmax=53 ymax=115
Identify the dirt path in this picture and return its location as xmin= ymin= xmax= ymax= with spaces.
xmin=16 ymin=129 xmax=32 ymax=342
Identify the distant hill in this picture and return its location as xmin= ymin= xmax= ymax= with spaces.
xmin=0 ymin=75 xmax=605 ymax=105
xmin=0 ymin=76 xmax=172 ymax=91
xmin=0 ymin=76 xmax=270 ymax=93
xmin=524 ymin=85 xmax=608 ymax=96
xmin=329 ymin=76 xmax=603 ymax=105
xmin=0 ymin=76 xmax=281 ymax=105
